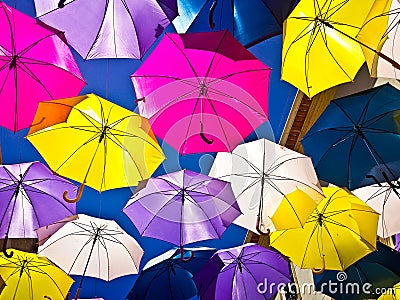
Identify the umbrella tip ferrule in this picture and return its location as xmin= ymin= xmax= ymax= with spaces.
xmin=9 ymin=55 xmax=18 ymax=70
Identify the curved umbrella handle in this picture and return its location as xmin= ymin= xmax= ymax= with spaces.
xmin=2 ymin=235 xmax=13 ymax=258
xmin=58 ymin=0 xmax=66 ymax=8
xmin=63 ymin=183 xmax=85 ymax=203
xmin=312 ymin=255 xmax=325 ymax=274
xmin=256 ymin=215 xmax=270 ymax=236
xmin=377 ymin=52 xmax=400 ymax=71
xmin=209 ymin=0 xmax=218 ymax=29
xmin=180 ymin=246 xmax=194 ymax=262
xmin=200 ymin=122 xmax=214 ymax=144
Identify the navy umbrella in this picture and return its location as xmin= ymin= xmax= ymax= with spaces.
xmin=302 ymin=83 xmax=400 ymax=190
xmin=173 ymin=0 xmax=298 ymax=47
xmin=126 ymin=247 xmax=215 ymax=300
xmin=314 ymin=242 xmax=400 ymax=300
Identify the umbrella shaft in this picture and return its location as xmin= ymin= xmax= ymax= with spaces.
xmin=77 ymin=231 xmax=99 ymax=289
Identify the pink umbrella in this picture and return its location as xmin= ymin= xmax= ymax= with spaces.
xmin=0 ymin=2 xmax=85 ymax=132
xmin=131 ymin=30 xmax=270 ymax=155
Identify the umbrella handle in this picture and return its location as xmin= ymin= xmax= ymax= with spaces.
xmin=200 ymin=122 xmax=214 ymax=144
xmin=2 ymin=235 xmax=13 ymax=258
xmin=180 ymin=246 xmax=194 ymax=262
xmin=58 ymin=0 xmax=66 ymax=8
xmin=74 ymin=287 xmax=81 ymax=300
xmin=256 ymin=215 xmax=270 ymax=236
xmin=209 ymin=0 xmax=217 ymax=29
xmin=63 ymin=183 xmax=85 ymax=203
xmin=312 ymin=255 xmax=325 ymax=274
xmin=378 ymin=52 xmax=400 ymax=71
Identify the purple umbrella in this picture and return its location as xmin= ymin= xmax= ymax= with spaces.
xmin=0 ymin=161 xmax=77 ymax=257
xmin=123 ymin=169 xmax=241 ymax=260
xmin=34 ymin=0 xmax=178 ymax=59
xmin=194 ymin=243 xmax=291 ymax=300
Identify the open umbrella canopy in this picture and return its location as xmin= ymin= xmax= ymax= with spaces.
xmin=126 ymin=247 xmax=215 ymax=300
xmin=193 ymin=243 xmax=291 ymax=300
xmin=209 ymin=138 xmax=323 ymax=234
xmin=26 ymin=94 xmax=165 ymax=201
xmin=0 ymin=1 xmax=85 ymax=132
xmin=173 ymin=0 xmax=299 ymax=47
xmin=353 ymin=181 xmax=400 ymax=238
xmin=314 ymin=243 xmax=400 ymax=300
xmin=302 ymin=83 xmax=400 ymax=190
xmin=358 ymin=0 xmax=400 ymax=79
xmin=131 ymin=30 xmax=270 ymax=154
xmin=34 ymin=0 xmax=178 ymax=59
xmin=270 ymin=187 xmax=379 ymax=272
xmin=123 ymin=169 xmax=241 ymax=253
xmin=0 ymin=161 xmax=77 ymax=257
xmin=281 ymin=0 xmax=391 ymax=98
xmin=0 ymin=248 xmax=73 ymax=300
xmin=38 ymin=214 xmax=143 ymax=299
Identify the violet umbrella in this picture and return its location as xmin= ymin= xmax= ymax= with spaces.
xmin=34 ymin=0 xmax=178 ymax=59
xmin=131 ymin=30 xmax=270 ymax=154
xmin=0 ymin=161 xmax=77 ymax=258
xmin=123 ymin=169 xmax=241 ymax=260
xmin=193 ymin=243 xmax=291 ymax=300
xmin=0 ymin=2 xmax=85 ymax=132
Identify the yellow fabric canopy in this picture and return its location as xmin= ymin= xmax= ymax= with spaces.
xmin=0 ymin=249 xmax=73 ymax=300
xmin=27 ymin=94 xmax=165 ymax=192
xmin=270 ymin=187 xmax=379 ymax=271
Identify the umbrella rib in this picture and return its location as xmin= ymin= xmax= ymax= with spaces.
xmin=104 ymin=131 xmax=146 ymax=180
xmin=321 ymin=220 xmax=346 ymax=269
xmin=180 ymin=94 xmax=202 ymax=153
xmin=107 ymin=127 xmax=163 ymax=154
xmin=54 ymin=132 xmax=100 ymax=172
xmin=83 ymin=0 xmax=111 ymax=60
xmin=204 ymin=30 xmax=229 ymax=79
xmin=164 ymin=33 xmax=201 ymax=82
xmin=17 ymin=57 xmax=86 ymax=82
xmin=204 ymin=91 xmax=232 ymax=150
xmin=298 ymin=220 xmax=320 ymax=268
xmin=320 ymin=24 xmax=354 ymax=81
xmin=27 ymin=264 xmax=67 ymax=297
xmin=15 ymin=60 xmax=55 ymax=99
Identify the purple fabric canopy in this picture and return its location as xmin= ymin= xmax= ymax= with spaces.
xmin=194 ymin=243 xmax=291 ymax=300
xmin=123 ymin=169 xmax=241 ymax=247
xmin=0 ymin=161 xmax=77 ymax=239
xmin=35 ymin=0 xmax=178 ymax=59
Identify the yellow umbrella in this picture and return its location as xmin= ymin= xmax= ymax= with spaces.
xmin=281 ymin=0 xmax=391 ymax=98
xmin=271 ymin=187 xmax=322 ymax=231
xmin=26 ymin=94 xmax=165 ymax=202
xmin=0 ymin=249 xmax=73 ymax=300
xmin=270 ymin=187 xmax=379 ymax=273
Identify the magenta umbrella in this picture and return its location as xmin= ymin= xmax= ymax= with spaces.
xmin=131 ymin=30 xmax=270 ymax=154
xmin=0 ymin=2 xmax=85 ymax=132
xmin=123 ymin=169 xmax=241 ymax=260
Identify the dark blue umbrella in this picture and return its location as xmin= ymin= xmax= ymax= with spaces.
xmin=301 ymin=83 xmax=400 ymax=190
xmin=314 ymin=242 xmax=400 ymax=300
xmin=126 ymin=247 xmax=215 ymax=300
xmin=173 ymin=0 xmax=298 ymax=47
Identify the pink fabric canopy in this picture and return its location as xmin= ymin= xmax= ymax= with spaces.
xmin=131 ymin=31 xmax=270 ymax=154
xmin=0 ymin=2 xmax=85 ymax=132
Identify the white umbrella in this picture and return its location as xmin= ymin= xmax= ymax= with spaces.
xmin=352 ymin=181 xmax=400 ymax=238
xmin=209 ymin=138 xmax=324 ymax=234
xmin=38 ymin=214 xmax=143 ymax=299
